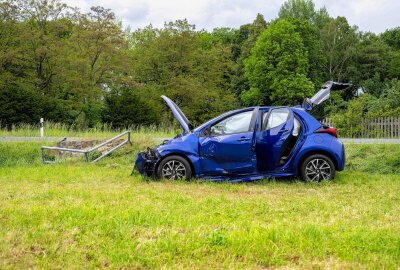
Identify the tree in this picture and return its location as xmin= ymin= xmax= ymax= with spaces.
xmin=231 ymin=14 xmax=268 ymax=96
xmin=0 ymin=1 xmax=23 ymax=89
xmin=68 ymin=6 xmax=129 ymax=95
xmin=19 ymin=0 xmax=70 ymax=96
xmin=242 ymin=19 xmax=314 ymax=106
xmin=381 ymin=28 xmax=400 ymax=79
xmin=0 ymin=85 xmax=42 ymax=127
xmin=320 ymin=16 xmax=358 ymax=82
xmin=128 ymin=20 xmax=238 ymax=125
xmin=102 ymin=87 xmax=158 ymax=128
xmin=381 ymin=27 xmax=400 ymax=50
xmin=346 ymin=33 xmax=392 ymax=96
xmin=287 ymin=18 xmax=327 ymax=87
xmin=210 ymin=27 xmax=237 ymax=46
xmin=278 ymin=0 xmax=330 ymax=29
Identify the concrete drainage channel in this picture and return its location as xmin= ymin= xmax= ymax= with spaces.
xmin=41 ymin=131 xmax=132 ymax=163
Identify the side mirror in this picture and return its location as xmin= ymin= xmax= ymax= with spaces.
xmin=202 ymin=127 xmax=211 ymax=137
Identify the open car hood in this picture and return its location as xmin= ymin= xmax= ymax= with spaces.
xmin=303 ymin=81 xmax=352 ymax=111
xmin=161 ymin=95 xmax=192 ymax=133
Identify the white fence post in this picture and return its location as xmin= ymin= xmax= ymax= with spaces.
xmin=40 ymin=118 xmax=44 ymax=138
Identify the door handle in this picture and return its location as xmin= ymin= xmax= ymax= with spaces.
xmin=237 ymin=137 xmax=250 ymax=142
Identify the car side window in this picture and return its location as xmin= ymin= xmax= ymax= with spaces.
xmin=210 ymin=111 xmax=253 ymax=136
xmin=265 ymin=108 xmax=290 ymax=130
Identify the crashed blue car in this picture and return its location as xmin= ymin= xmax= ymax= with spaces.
xmin=135 ymin=81 xmax=347 ymax=182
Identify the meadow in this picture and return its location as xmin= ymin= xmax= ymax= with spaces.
xmin=0 ymin=128 xmax=399 ymax=269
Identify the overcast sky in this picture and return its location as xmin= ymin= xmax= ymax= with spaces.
xmin=63 ymin=0 xmax=399 ymax=33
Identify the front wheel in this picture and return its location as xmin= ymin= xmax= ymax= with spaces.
xmin=157 ymin=155 xmax=192 ymax=180
xmin=300 ymin=154 xmax=335 ymax=182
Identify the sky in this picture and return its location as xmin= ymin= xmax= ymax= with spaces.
xmin=63 ymin=0 xmax=400 ymax=33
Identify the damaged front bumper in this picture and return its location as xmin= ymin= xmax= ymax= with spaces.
xmin=134 ymin=147 xmax=160 ymax=177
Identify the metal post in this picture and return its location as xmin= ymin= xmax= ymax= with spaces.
xmin=40 ymin=118 xmax=44 ymax=138
xmin=41 ymin=148 xmax=45 ymax=163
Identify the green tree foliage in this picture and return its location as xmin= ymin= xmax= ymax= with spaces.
xmin=287 ymin=18 xmax=326 ymax=87
xmin=102 ymin=87 xmax=158 ymax=128
xmin=0 ymin=85 xmax=42 ymax=127
xmin=278 ymin=0 xmax=330 ymax=28
xmin=1 ymin=0 xmax=400 ymax=129
xmin=64 ymin=6 xmax=130 ymax=127
xmin=128 ymin=20 xmax=238 ymax=125
xmin=231 ymin=14 xmax=267 ymax=96
xmin=381 ymin=28 xmax=400 ymax=79
xmin=381 ymin=27 xmax=400 ymax=50
xmin=320 ymin=17 xmax=358 ymax=82
xmin=0 ymin=1 xmax=24 ymax=88
xmin=0 ymin=83 xmax=69 ymax=127
xmin=347 ymin=33 xmax=392 ymax=97
xmin=0 ymin=0 xmax=131 ymax=128
xmin=242 ymin=19 xmax=314 ymax=106
xmin=210 ymin=27 xmax=237 ymax=46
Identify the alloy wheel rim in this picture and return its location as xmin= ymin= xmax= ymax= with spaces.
xmin=305 ymin=158 xmax=331 ymax=182
xmin=162 ymin=160 xmax=186 ymax=179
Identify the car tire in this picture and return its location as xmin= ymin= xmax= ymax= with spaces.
xmin=300 ymin=154 xmax=336 ymax=182
xmin=157 ymin=155 xmax=192 ymax=180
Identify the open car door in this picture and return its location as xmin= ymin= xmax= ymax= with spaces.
xmin=256 ymin=107 xmax=294 ymax=171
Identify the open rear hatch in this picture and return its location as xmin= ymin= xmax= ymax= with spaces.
xmin=303 ymin=81 xmax=352 ymax=111
xmin=161 ymin=95 xmax=193 ymax=133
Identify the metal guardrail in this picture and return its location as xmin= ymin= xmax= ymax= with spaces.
xmin=41 ymin=131 xmax=131 ymax=164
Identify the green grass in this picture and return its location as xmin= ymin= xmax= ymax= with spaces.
xmin=0 ymin=139 xmax=399 ymax=269
xmin=346 ymin=144 xmax=400 ymax=174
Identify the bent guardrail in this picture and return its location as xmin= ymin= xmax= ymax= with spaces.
xmin=41 ymin=131 xmax=131 ymax=164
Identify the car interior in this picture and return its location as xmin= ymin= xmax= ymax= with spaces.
xmin=262 ymin=109 xmax=302 ymax=166
xmin=279 ymin=116 xmax=302 ymax=165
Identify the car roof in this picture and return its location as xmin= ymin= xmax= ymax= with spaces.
xmin=193 ymin=105 xmax=308 ymax=132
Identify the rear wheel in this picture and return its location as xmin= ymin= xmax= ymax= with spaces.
xmin=157 ymin=155 xmax=192 ymax=180
xmin=300 ymin=154 xmax=335 ymax=182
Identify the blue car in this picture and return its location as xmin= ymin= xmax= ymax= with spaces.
xmin=135 ymin=82 xmax=348 ymax=182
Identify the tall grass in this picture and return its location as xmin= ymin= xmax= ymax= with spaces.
xmin=0 ymin=122 xmax=176 ymax=139
xmin=346 ymin=143 xmax=400 ymax=174
xmin=0 ymin=142 xmax=48 ymax=166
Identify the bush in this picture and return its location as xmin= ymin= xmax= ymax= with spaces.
xmin=102 ymin=88 xmax=159 ymax=128
xmin=0 ymin=85 xmax=42 ymax=127
xmin=0 ymin=84 xmax=74 ymax=128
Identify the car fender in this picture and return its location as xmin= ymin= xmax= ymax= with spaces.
xmin=292 ymin=134 xmax=345 ymax=174
xmin=155 ymin=133 xmax=202 ymax=176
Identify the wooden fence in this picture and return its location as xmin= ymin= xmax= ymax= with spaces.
xmin=321 ymin=117 xmax=400 ymax=138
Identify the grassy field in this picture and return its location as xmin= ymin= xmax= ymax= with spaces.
xmin=0 ymin=133 xmax=399 ymax=269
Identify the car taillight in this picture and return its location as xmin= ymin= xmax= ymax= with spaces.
xmin=316 ymin=126 xmax=338 ymax=138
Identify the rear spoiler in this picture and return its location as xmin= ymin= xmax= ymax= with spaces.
xmin=302 ymin=81 xmax=352 ymax=111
